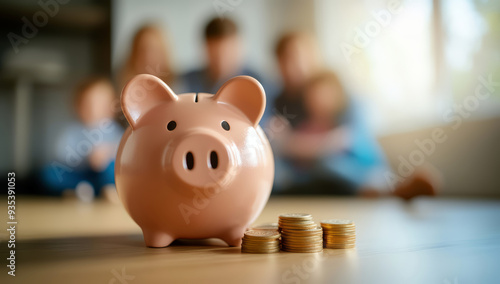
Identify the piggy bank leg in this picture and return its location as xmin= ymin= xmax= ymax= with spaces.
xmin=142 ymin=230 xmax=174 ymax=248
xmin=220 ymin=227 xmax=246 ymax=247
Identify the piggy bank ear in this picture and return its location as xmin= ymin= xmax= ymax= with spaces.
xmin=212 ymin=76 xmax=265 ymax=127
xmin=121 ymin=74 xmax=178 ymax=129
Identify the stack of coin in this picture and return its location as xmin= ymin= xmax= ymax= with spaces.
xmin=279 ymin=213 xmax=323 ymax=253
xmin=321 ymin=219 xmax=356 ymax=249
xmin=241 ymin=230 xmax=281 ymax=253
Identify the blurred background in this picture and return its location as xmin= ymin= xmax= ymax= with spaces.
xmin=0 ymin=0 xmax=499 ymax=197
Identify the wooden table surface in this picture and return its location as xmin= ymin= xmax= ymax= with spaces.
xmin=1 ymin=196 xmax=499 ymax=284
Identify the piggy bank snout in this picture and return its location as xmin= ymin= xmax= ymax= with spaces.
xmin=171 ymin=129 xmax=236 ymax=188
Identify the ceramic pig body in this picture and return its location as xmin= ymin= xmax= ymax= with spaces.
xmin=115 ymin=74 xmax=274 ymax=247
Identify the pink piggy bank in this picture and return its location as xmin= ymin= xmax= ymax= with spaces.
xmin=115 ymin=74 xmax=274 ymax=247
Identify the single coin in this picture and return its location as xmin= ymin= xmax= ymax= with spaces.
xmin=242 ymin=249 xmax=280 ymax=254
xmin=282 ymin=242 xmax=324 ymax=246
xmin=324 ymin=244 xmax=356 ymax=249
xmin=281 ymin=227 xmax=322 ymax=234
xmin=244 ymin=230 xmax=281 ymax=239
xmin=320 ymin=219 xmax=354 ymax=225
xmin=322 ymin=230 xmax=356 ymax=233
xmin=279 ymin=219 xmax=316 ymax=224
xmin=281 ymin=248 xmax=323 ymax=253
xmin=279 ymin=213 xmax=313 ymax=220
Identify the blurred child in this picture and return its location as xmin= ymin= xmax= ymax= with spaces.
xmin=273 ymin=32 xmax=322 ymax=127
xmin=271 ymin=70 xmax=438 ymax=199
xmin=120 ymin=24 xmax=176 ymax=89
xmin=42 ymin=77 xmax=123 ymax=202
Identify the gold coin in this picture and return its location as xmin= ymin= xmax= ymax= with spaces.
xmin=323 ymin=229 xmax=355 ymax=233
xmin=242 ymin=244 xmax=280 ymax=248
xmin=282 ymin=239 xmax=323 ymax=244
xmin=323 ymin=230 xmax=356 ymax=236
xmin=323 ymin=235 xmax=356 ymax=239
xmin=279 ymin=222 xmax=316 ymax=229
xmin=281 ymin=227 xmax=322 ymax=234
xmin=243 ymin=237 xmax=281 ymax=243
xmin=242 ymin=239 xmax=281 ymax=244
xmin=322 ymin=224 xmax=355 ymax=228
xmin=281 ymin=248 xmax=323 ymax=253
xmin=279 ymin=219 xmax=316 ymax=224
xmin=279 ymin=213 xmax=313 ymax=220
xmin=324 ymin=244 xmax=356 ymax=249
xmin=324 ymin=241 xmax=356 ymax=244
xmin=242 ymin=240 xmax=280 ymax=245
xmin=244 ymin=230 xmax=281 ymax=239
xmin=283 ymin=235 xmax=322 ymax=240
xmin=283 ymin=242 xmax=323 ymax=246
xmin=282 ymin=244 xmax=323 ymax=249
xmin=322 ymin=227 xmax=355 ymax=230
xmin=282 ymin=245 xmax=323 ymax=249
xmin=279 ymin=221 xmax=316 ymax=226
xmin=282 ymin=235 xmax=323 ymax=240
xmin=242 ymin=249 xmax=280 ymax=254
xmin=279 ymin=223 xmax=317 ymax=227
xmin=322 ymin=226 xmax=355 ymax=229
xmin=321 ymin=219 xmax=354 ymax=225
xmin=280 ymin=226 xmax=318 ymax=231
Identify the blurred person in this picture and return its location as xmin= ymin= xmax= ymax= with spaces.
xmin=41 ymin=77 xmax=124 ymax=202
xmin=270 ymin=70 xmax=439 ymax=199
xmin=182 ymin=17 xmax=263 ymax=94
xmin=119 ymin=24 xmax=176 ymax=89
xmin=273 ymin=32 xmax=322 ymax=128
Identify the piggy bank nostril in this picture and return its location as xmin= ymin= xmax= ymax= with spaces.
xmin=185 ymin=152 xmax=194 ymax=170
xmin=209 ymin=151 xmax=218 ymax=169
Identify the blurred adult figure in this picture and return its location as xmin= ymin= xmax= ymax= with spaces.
xmin=273 ymin=32 xmax=322 ymax=127
xmin=182 ymin=17 xmax=262 ymax=94
xmin=271 ymin=70 xmax=438 ymax=199
xmin=119 ymin=24 xmax=176 ymax=89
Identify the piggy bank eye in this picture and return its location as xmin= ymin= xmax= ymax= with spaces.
xmin=167 ymin=120 xmax=177 ymax=131
xmin=221 ymin=120 xmax=230 ymax=131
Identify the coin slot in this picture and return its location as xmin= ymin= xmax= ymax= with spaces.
xmin=209 ymin=151 xmax=218 ymax=169
xmin=185 ymin=152 xmax=194 ymax=170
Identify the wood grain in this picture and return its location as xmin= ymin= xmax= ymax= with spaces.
xmin=1 ymin=196 xmax=499 ymax=283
